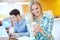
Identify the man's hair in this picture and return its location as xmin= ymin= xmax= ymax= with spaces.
xmin=9 ymin=9 xmax=20 ymax=16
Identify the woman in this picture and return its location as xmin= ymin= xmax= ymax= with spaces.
xmin=26 ymin=1 xmax=54 ymax=40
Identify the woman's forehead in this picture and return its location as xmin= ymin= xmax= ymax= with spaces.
xmin=31 ymin=4 xmax=40 ymax=9
xmin=32 ymin=2 xmax=40 ymax=6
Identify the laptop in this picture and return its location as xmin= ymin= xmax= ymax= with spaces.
xmin=0 ymin=26 xmax=9 ymax=40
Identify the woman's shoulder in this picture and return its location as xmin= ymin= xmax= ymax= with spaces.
xmin=43 ymin=12 xmax=54 ymax=19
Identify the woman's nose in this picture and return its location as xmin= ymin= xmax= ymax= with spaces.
xmin=34 ymin=10 xmax=37 ymax=13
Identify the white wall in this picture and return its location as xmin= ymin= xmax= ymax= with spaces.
xmin=0 ymin=3 xmax=23 ymax=17
xmin=52 ymin=18 xmax=60 ymax=40
xmin=0 ymin=0 xmax=27 ymax=2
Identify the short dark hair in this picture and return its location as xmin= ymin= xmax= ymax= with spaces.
xmin=9 ymin=9 xmax=20 ymax=16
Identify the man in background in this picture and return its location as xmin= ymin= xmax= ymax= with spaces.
xmin=9 ymin=9 xmax=30 ymax=37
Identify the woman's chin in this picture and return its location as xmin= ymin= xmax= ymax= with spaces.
xmin=35 ymin=15 xmax=39 ymax=17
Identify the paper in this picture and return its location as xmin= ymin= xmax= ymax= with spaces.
xmin=0 ymin=26 xmax=8 ymax=37
xmin=9 ymin=27 xmax=14 ymax=34
xmin=16 ymin=36 xmax=31 ymax=40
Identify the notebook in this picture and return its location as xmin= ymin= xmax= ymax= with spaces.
xmin=16 ymin=36 xmax=31 ymax=40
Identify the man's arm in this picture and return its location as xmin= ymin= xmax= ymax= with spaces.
xmin=19 ymin=32 xmax=30 ymax=37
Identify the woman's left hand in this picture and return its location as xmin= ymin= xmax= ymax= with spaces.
xmin=33 ymin=25 xmax=44 ymax=34
xmin=31 ymin=22 xmax=44 ymax=36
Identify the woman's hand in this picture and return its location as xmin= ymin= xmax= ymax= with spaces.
xmin=33 ymin=26 xmax=44 ymax=34
xmin=31 ymin=22 xmax=44 ymax=36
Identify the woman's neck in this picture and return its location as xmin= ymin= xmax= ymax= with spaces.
xmin=35 ymin=14 xmax=43 ymax=24
xmin=36 ymin=14 xmax=43 ymax=20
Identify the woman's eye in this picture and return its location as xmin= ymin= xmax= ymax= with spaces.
xmin=36 ymin=8 xmax=38 ymax=9
xmin=32 ymin=9 xmax=33 ymax=11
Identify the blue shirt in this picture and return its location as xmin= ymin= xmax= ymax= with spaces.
xmin=14 ymin=18 xmax=30 ymax=37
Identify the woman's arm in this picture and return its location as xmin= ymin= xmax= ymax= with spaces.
xmin=42 ymin=13 xmax=54 ymax=38
xmin=25 ymin=14 xmax=36 ymax=40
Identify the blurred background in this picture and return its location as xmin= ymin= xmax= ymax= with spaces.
xmin=0 ymin=0 xmax=60 ymax=18
xmin=0 ymin=0 xmax=60 ymax=40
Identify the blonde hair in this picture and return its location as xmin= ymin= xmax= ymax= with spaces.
xmin=29 ymin=0 xmax=42 ymax=21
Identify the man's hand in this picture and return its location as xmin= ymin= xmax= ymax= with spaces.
xmin=10 ymin=33 xmax=19 ymax=38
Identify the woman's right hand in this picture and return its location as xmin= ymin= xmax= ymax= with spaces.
xmin=31 ymin=22 xmax=44 ymax=37
xmin=31 ymin=22 xmax=38 ymax=37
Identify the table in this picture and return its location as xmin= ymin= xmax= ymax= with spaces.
xmin=9 ymin=38 xmax=18 ymax=40
xmin=16 ymin=37 xmax=31 ymax=40
xmin=9 ymin=37 xmax=31 ymax=40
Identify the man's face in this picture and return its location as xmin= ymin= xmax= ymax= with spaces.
xmin=10 ymin=15 xmax=16 ymax=22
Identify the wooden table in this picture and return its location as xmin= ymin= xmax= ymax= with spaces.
xmin=9 ymin=38 xmax=18 ymax=40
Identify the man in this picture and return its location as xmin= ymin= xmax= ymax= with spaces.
xmin=9 ymin=9 xmax=30 ymax=37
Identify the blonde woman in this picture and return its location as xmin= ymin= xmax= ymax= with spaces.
xmin=26 ymin=0 xmax=54 ymax=40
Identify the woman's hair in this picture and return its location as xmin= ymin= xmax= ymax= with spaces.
xmin=30 ymin=0 xmax=42 ymax=21
xmin=30 ymin=1 xmax=42 ymax=11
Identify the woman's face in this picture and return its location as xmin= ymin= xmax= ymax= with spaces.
xmin=30 ymin=3 xmax=42 ymax=16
